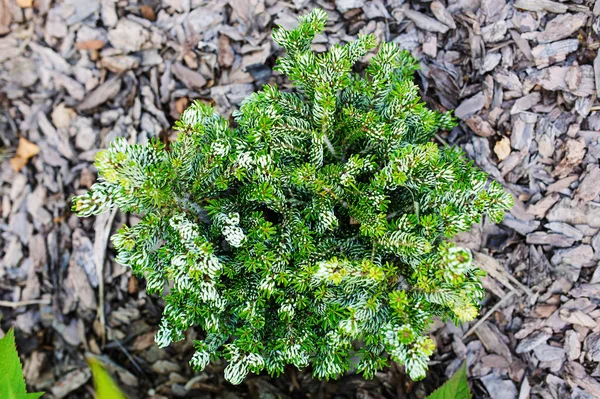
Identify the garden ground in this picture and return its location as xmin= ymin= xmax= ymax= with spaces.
xmin=0 ymin=0 xmax=599 ymax=398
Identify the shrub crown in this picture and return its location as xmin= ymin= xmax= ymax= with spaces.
xmin=74 ymin=9 xmax=512 ymax=384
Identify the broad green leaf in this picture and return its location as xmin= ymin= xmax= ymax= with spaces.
xmin=0 ymin=328 xmax=44 ymax=399
xmin=88 ymin=358 xmax=127 ymax=399
xmin=426 ymin=363 xmax=471 ymax=399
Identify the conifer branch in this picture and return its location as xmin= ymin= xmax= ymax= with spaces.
xmin=73 ymin=9 xmax=512 ymax=384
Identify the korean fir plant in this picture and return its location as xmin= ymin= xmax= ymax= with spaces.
xmin=73 ymin=9 xmax=512 ymax=385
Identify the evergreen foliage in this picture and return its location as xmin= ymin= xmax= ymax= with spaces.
xmin=74 ymin=9 xmax=513 ymax=384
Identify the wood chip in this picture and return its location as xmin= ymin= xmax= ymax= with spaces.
xmin=527 ymin=193 xmax=560 ymax=218
xmin=140 ymin=5 xmax=156 ymax=21
xmin=480 ymin=375 xmax=518 ymax=399
xmin=50 ymin=369 xmax=91 ymax=399
xmin=107 ymin=19 xmax=149 ymax=53
xmin=218 ymin=35 xmax=235 ymax=68
xmin=534 ymin=13 xmax=588 ymax=43
xmin=430 ymin=1 xmax=456 ymax=29
xmin=532 ymin=65 xmax=596 ymax=97
xmin=564 ymin=362 xmax=600 ymax=397
xmin=594 ymin=52 xmax=600 ymax=99
xmin=403 ymin=8 xmax=450 ymax=34
xmin=66 ymin=248 xmax=97 ymax=312
xmin=509 ymin=30 xmax=534 ymax=61
xmin=482 ymin=21 xmax=508 ymax=43
xmin=564 ymin=330 xmax=581 ymax=361
xmin=574 ymin=165 xmax=600 ymax=204
xmin=514 ymin=0 xmax=568 ymax=13
xmin=544 ymin=222 xmax=583 ymax=240
xmin=546 ymin=175 xmax=578 ymax=193
xmin=75 ymin=40 xmax=106 ymax=50
xmin=551 ymin=244 xmax=594 ymax=268
xmin=570 ymin=284 xmax=600 ymax=300
xmin=584 ymin=332 xmax=600 ymax=362
xmin=511 ymin=92 xmax=541 ymax=114
xmin=77 ymin=76 xmax=122 ymax=111
xmin=548 ymin=198 xmax=600 ymax=229
xmin=475 ymin=322 xmax=513 ymax=361
xmin=534 ymin=343 xmax=565 ymax=363
xmin=526 ymin=232 xmax=575 ymax=247
xmin=172 ymin=62 xmax=207 ymax=90
xmin=554 ymin=138 xmax=586 ymax=178
xmin=335 ymin=0 xmax=362 ymax=14
xmin=516 ymin=329 xmax=552 ymax=353
xmin=559 ymin=308 xmax=597 ymax=328
xmin=494 ymin=70 xmax=523 ymax=93
xmin=511 ymin=112 xmax=537 ymax=150
xmin=0 ymin=0 xmax=11 ymax=36
xmin=16 ymin=0 xmax=32 ymax=8
xmin=362 ymin=1 xmax=390 ymax=19
xmin=100 ymin=55 xmax=140 ymax=72
xmin=466 ymin=115 xmax=495 ymax=137
xmin=532 ymin=39 xmax=579 ymax=68
xmin=455 ymin=92 xmax=486 ymax=120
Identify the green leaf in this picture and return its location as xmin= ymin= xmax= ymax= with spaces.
xmin=88 ymin=358 xmax=127 ymax=399
xmin=426 ymin=363 xmax=471 ymax=399
xmin=0 ymin=329 xmax=44 ymax=399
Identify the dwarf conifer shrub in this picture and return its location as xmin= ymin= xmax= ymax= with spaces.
xmin=74 ymin=9 xmax=512 ymax=384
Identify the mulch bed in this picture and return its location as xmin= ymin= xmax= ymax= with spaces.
xmin=1 ymin=0 xmax=599 ymax=398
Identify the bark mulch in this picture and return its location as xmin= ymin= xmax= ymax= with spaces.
xmin=1 ymin=0 xmax=599 ymax=398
